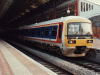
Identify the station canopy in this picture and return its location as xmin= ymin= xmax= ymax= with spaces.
xmin=0 ymin=0 xmax=75 ymax=30
xmin=0 ymin=0 xmax=49 ymax=30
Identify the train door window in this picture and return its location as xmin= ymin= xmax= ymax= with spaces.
xmin=37 ymin=28 xmax=40 ymax=37
xmin=45 ymin=28 xmax=49 ymax=36
xmin=59 ymin=25 xmax=62 ymax=38
xmin=52 ymin=26 xmax=57 ymax=37
xmin=86 ymin=3 xmax=88 ymax=11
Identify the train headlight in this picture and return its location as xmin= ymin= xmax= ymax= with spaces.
xmin=87 ymin=40 xmax=93 ymax=43
xmin=68 ymin=40 xmax=76 ymax=44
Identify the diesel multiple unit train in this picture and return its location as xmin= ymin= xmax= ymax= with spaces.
xmin=14 ymin=16 xmax=93 ymax=57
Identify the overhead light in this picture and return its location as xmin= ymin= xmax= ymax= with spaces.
xmin=17 ymin=15 xmax=21 ymax=17
xmin=30 ymin=4 xmax=38 ymax=8
xmin=39 ymin=0 xmax=49 ymax=4
xmin=25 ymin=9 xmax=30 ymax=12
xmin=21 ymin=13 xmax=25 ymax=15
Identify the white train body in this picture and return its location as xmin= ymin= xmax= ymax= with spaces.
xmin=78 ymin=0 xmax=100 ymax=18
xmin=19 ymin=16 xmax=93 ymax=57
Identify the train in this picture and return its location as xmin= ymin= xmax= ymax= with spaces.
xmin=14 ymin=16 xmax=93 ymax=57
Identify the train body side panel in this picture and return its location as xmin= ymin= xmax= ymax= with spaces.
xmin=19 ymin=22 xmax=64 ymax=50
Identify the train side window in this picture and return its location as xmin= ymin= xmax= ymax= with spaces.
xmin=22 ymin=29 xmax=25 ymax=36
xmin=45 ymin=28 xmax=49 ymax=36
xmin=92 ymin=5 xmax=93 ymax=10
xmin=59 ymin=25 xmax=62 ymax=38
xmin=31 ymin=29 xmax=35 ymax=36
xmin=86 ymin=3 xmax=88 ymax=11
xmin=28 ymin=29 xmax=31 ymax=36
xmin=26 ymin=29 xmax=28 ymax=36
xmin=41 ymin=27 xmax=44 ymax=37
xmin=81 ymin=2 xmax=85 ymax=12
xmin=52 ymin=27 xmax=57 ymax=36
xmin=81 ymin=2 xmax=82 ymax=11
xmin=37 ymin=28 xmax=40 ymax=36
xmin=89 ymin=4 xmax=90 ymax=10
xmin=84 ymin=2 xmax=85 ymax=12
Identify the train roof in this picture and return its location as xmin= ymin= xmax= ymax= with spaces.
xmin=20 ymin=16 xmax=91 ymax=29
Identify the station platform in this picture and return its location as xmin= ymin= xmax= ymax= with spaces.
xmin=0 ymin=39 xmax=56 ymax=75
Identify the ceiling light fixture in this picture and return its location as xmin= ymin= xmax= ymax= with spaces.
xmin=30 ymin=4 xmax=38 ymax=8
xmin=21 ymin=13 xmax=25 ymax=15
xmin=25 ymin=9 xmax=30 ymax=12
xmin=39 ymin=0 xmax=49 ymax=4
xmin=17 ymin=15 xmax=21 ymax=17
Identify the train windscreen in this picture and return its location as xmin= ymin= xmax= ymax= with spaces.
xmin=67 ymin=22 xmax=92 ymax=35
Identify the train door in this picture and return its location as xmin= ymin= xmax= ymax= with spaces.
xmin=58 ymin=22 xmax=63 ymax=43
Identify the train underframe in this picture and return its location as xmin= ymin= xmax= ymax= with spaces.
xmin=17 ymin=37 xmax=93 ymax=57
xmin=62 ymin=46 xmax=91 ymax=57
xmin=26 ymin=39 xmax=92 ymax=57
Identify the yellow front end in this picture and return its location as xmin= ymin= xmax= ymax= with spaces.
xmin=63 ymin=19 xmax=93 ymax=57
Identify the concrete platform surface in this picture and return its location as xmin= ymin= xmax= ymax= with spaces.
xmin=0 ymin=39 xmax=57 ymax=75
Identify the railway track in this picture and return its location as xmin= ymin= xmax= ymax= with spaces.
xmin=34 ymin=58 xmax=72 ymax=75
xmin=66 ymin=58 xmax=100 ymax=73
xmin=5 ymin=39 xmax=100 ymax=75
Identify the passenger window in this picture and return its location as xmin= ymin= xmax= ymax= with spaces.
xmin=31 ymin=29 xmax=35 ymax=35
xmin=81 ymin=2 xmax=85 ymax=12
xmin=28 ymin=29 xmax=32 ymax=36
xmin=89 ymin=4 xmax=90 ymax=10
xmin=41 ymin=27 xmax=44 ymax=37
xmin=45 ymin=28 xmax=49 ymax=36
xmin=37 ymin=28 xmax=40 ymax=36
xmin=84 ymin=2 xmax=85 ymax=12
xmin=22 ymin=29 xmax=26 ymax=36
xmin=81 ymin=2 xmax=82 ymax=11
xmin=92 ymin=5 xmax=93 ymax=10
xmin=86 ymin=3 xmax=88 ymax=11
xmin=52 ymin=27 xmax=57 ymax=36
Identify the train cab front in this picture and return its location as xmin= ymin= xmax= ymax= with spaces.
xmin=63 ymin=19 xmax=94 ymax=57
